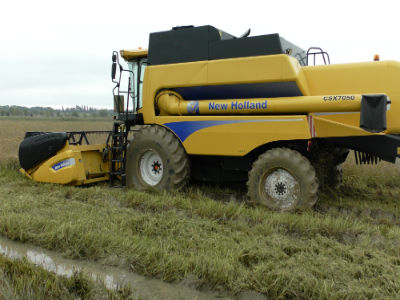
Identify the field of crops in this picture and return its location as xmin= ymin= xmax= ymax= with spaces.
xmin=1 ymin=117 xmax=400 ymax=299
xmin=0 ymin=117 xmax=113 ymax=163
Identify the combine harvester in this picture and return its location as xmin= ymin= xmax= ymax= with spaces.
xmin=19 ymin=25 xmax=400 ymax=211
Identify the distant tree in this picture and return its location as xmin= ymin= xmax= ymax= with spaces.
xmin=0 ymin=105 xmax=112 ymax=118
xmin=98 ymin=109 xmax=108 ymax=118
xmin=71 ymin=110 xmax=79 ymax=117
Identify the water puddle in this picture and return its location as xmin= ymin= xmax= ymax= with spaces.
xmin=0 ymin=235 xmax=232 ymax=300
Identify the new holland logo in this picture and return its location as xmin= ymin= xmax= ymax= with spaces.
xmin=187 ymin=101 xmax=200 ymax=115
xmin=231 ymin=100 xmax=267 ymax=110
xmin=52 ymin=158 xmax=75 ymax=171
xmin=208 ymin=100 xmax=268 ymax=111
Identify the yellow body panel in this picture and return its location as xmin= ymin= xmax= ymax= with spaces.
xmin=311 ymin=112 xmax=360 ymax=128
xmin=156 ymin=115 xmax=310 ymax=156
xmin=303 ymin=61 xmax=400 ymax=132
xmin=311 ymin=114 xmax=376 ymax=137
xmin=25 ymin=143 xmax=109 ymax=185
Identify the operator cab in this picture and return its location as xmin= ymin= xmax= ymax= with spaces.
xmin=111 ymin=49 xmax=148 ymax=122
xmin=121 ymin=49 xmax=148 ymax=112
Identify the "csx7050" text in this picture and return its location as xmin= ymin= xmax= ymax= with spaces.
xmin=323 ymin=95 xmax=356 ymax=101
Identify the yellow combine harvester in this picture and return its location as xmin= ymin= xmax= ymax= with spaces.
xmin=19 ymin=25 xmax=400 ymax=211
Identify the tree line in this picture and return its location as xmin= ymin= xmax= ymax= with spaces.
xmin=0 ymin=105 xmax=113 ymax=118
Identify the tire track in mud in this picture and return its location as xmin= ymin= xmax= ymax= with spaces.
xmin=0 ymin=235 xmax=232 ymax=300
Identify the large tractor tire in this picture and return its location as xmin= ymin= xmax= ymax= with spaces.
xmin=247 ymin=148 xmax=318 ymax=211
xmin=126 ymin=125 xmax=190 ymax=191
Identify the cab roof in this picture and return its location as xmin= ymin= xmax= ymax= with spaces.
xmin=120 ymin=49 xmax=148 ymax=61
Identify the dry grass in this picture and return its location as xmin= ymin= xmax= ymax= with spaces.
xmin=0 ymin=117 xmax=112 ymax=163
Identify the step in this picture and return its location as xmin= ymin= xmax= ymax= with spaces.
xmin=110 ymin=172 xmax=126 ymax=176
xmin=111 ymin=159 xmax=125 ymax=163
xmin=112 ymin=133 xmax=126 ymax=137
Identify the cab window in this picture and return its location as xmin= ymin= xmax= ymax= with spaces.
xmin=128 ymin=59 xmax=147 ymax=111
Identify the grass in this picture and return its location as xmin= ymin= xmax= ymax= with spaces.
xmin=0 ymin=253 xmax=136 ymax=300
xmin=1 ymin=158 xmax=400 ymax=299
xmin=1 ymin=118 xmax=400 ymax=299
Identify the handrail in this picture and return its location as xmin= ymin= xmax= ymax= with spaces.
xmin=306 ymin=47 xmax=331 ymax=66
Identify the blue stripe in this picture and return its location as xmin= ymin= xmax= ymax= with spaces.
xmin=164 ymin=120 xmax=264 ymax=142
xmin=174 ymin=81 xmax=302 ymax=100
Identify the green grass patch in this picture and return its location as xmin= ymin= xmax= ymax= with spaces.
xmin=1 ymin=161 xmax=400 ymax=299
xmin=0 ymin=254 xmax=135 ymax=300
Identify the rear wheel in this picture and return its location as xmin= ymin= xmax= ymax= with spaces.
xmin=247 ymin=148 xmax=318 ymax=211
xmin=126 ymin=125 xmax=190 ymax=191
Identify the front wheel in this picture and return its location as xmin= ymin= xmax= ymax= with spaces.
xmin=126 ymin=125 xmax=190 ymax=191
xmin=247 ymin=148 xmax=318 ymax=211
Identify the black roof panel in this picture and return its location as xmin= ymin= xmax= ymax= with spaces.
xmin=148 ymin=25 xmax=304 ymax=65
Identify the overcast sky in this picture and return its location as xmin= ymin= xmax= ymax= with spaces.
xmin=1 ymin=0 xmax=399 ymax=109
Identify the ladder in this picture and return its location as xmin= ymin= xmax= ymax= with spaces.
xmin=109 ymin=121 xmax=129 ymax=187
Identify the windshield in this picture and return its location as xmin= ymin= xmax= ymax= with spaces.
xmin=128 ymin=59 xmax=147 ymax=111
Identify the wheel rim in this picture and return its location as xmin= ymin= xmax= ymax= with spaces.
xmin=263 ymin=168 xmax=300 ymax=209
xmin=139 ymin=150 xmax=163 ymax=186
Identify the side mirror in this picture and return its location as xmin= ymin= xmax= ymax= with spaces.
xmin=111 ymin=62 xmax=117 ymax=80
xmin=111 ymin=52 xmax=118 ymax=80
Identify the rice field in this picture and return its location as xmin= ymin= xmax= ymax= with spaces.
xmin=0 ymin=117 xmax=113 ymax=163
xmin=1 ymin=117 xmax=400 ymax=299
